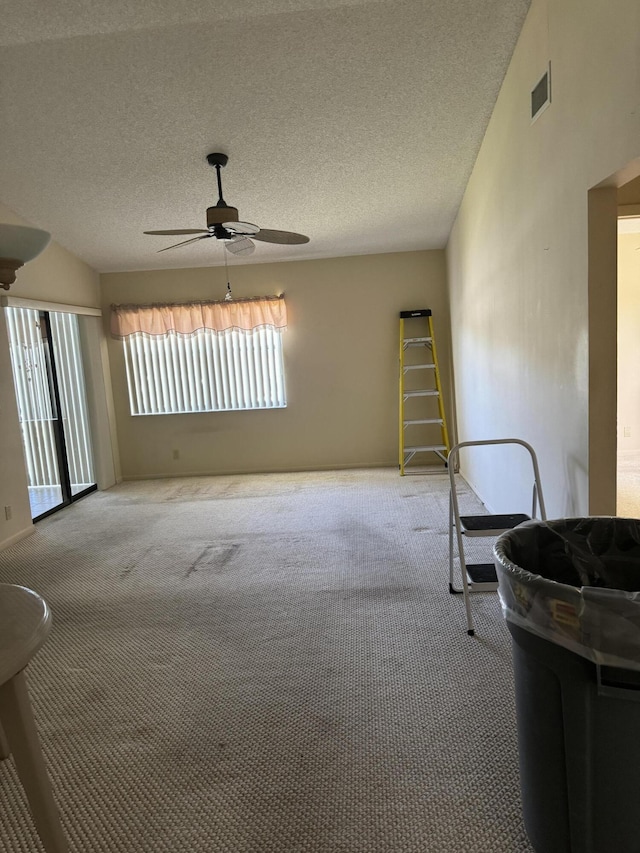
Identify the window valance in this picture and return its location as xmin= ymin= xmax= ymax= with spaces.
xmin=110 ymin=295 xmax=287 ymax=339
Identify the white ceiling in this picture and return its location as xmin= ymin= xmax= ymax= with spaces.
xmin=0 ymin=0 xmax=531 ymax=272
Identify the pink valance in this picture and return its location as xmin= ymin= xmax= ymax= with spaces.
xmin=110 ymin=295 xmax=287 ymax=339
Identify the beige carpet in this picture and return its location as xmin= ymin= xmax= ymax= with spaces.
xmin=0 ymin=469 xmax=533 ymax=852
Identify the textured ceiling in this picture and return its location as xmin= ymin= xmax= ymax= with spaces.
xmin=0 ymin=0 xmax=531 ymax=272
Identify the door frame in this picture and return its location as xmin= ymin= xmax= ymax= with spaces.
xmin=588 ymin=158 xmax=640 ymax=515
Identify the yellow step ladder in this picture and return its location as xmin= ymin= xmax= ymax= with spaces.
xmin=399 ymin=309 xmax=450 ymax=474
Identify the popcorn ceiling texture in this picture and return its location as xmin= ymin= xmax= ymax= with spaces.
xmin=0 ymin=469 xmax=533 ymax=852
xmin=0 ymin=1 xmax=531 ymax=272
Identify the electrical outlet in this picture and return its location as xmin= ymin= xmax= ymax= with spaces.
xmin=172 ymin=449 xmax=180 ymax=460
xmin=624 ymin=426 xmax=632 ymax=438
xmin=4 ymin=506 xmax=11 ymax=521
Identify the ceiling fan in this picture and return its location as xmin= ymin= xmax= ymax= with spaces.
xmin=144 ymin=153 xmax=310 ymax=256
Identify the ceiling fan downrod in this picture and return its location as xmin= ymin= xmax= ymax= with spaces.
xmin=206 ymin=152 xmax=229 ymax=206
xmin=205 ymin=153 xmax=239 ymax=227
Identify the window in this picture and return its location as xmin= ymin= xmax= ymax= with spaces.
xmin=111 ymin=296 xmax=287 ymax=416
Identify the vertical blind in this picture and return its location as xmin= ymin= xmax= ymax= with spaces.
xmin=49 ymin=312 xmax=95 ymax=487
xmin=112 ymin=296 xmax=288 ymax=416
xmin=123 ymin=327 xmax=286 ymax=415
xmin=6 ymin=307 xmax=95 ymax=488
xmin=6 ymin=308 xmax=59 ymax=486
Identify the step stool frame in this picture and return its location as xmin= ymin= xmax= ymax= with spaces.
xmin=448 ymin=438 xmax=547 ymax=636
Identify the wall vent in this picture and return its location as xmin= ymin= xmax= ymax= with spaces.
xmin=531 ymin=64 xmax=551 ymax=122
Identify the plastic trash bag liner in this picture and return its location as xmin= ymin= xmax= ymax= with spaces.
xmin=493 ymin=518 xmax=640 ymax=670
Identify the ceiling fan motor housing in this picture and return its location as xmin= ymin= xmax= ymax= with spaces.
xmin=207 ymin=206 xmax=239 ymax=228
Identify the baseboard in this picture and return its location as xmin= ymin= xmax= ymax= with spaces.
xmin=121 ymin=462 xmax=402 ymax=481
xmin=0 ymin=524 xmax=35 ymax=552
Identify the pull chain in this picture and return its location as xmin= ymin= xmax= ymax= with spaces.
xmin=223 ymin=246 xmax=233 ymax=300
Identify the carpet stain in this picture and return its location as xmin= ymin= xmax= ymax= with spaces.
xmin=186 ymin=543 xmax=241 ymax=576
xmin=120 ymin=545 xmax=156 ymax=579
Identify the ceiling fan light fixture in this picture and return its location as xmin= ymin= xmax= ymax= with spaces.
xmin=0 ymin=224 xmax=51 ymax=289
xmin=225 ymin=236 xmax=255 ymax=256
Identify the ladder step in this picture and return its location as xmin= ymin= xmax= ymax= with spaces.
xmin=403 ymin=390 xmax=440 ymax=398
xmin=466 ymin=563 xmax=499 ymax=589
xmin=404 ymin=444 xmax=447 ymax=453
xmin=403 ymin=418 xmax=443 ymax=426
xmin=460 ymin=513 xmax=530 ymax=537
xmin=403 ymin=364 xmax=436 ymax=371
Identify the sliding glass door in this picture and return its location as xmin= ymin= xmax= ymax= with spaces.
xmin=6 ymin=306 xmax=96 ymax=520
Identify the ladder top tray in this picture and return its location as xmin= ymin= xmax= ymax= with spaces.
xmin=460 ymin=513 xmax=530 ymax=537
xmin=400 ymin=309 xmax=432 ymax=318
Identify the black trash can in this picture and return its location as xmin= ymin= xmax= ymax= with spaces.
xmin=493 ymin=517 xmax=640 ymax=853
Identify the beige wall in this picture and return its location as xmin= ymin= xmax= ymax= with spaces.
xmin=446 ymin=0 xmax=640 ymax=518
xmin=618 ymin=231 xmax=640 ymax=452
xmin=0 ymin=202 xmax=118 ymax=550
xmin=101 ymin=250 xmax=450 ymax=478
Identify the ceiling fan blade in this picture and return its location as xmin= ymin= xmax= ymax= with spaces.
xmin=157 ymin=234 xmax=212 ymax=253
xmin=252 ymin=228 xmax=310 ymax=245
xmin=223 ymin=221 xmax=260 ymax=236
xmin=144 ymin=229 xmax=209 ymax=235
xmin=225 ymin=236 xmax=255 ymax=256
